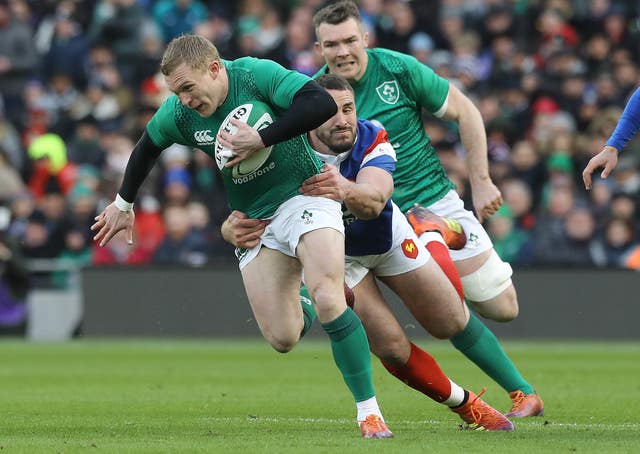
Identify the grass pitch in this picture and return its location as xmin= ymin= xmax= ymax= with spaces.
xmin=1 ymin=339 xmax=639 ymax=453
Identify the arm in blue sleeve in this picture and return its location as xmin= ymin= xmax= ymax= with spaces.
xmin=605 ymin=87 xmax=640 ymax=152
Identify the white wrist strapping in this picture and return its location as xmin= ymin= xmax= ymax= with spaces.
xmin=114 ymin=193 xmax=134 ymax=212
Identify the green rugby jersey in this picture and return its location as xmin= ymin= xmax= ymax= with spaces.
xmin=315 ymin=48 xmax=455 ymax=212
xmin=147 ymin=57 xmax=322 ymax=219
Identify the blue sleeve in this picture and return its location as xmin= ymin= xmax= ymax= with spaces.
xmin=361 ymin=157 xmax=396 ymax=174
xmin=605 ymin=87 xmax=640 ymax=152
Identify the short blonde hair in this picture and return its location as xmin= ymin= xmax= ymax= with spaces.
xmin=160 ymin=34 xmax=220 ymax=76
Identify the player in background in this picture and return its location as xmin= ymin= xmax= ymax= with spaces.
xmin=223 ymin=74 xmax=515 ymax=431
xmin=583 ymin=86 xmax=640 ymax=189
xmin=91 ymin=34 xmax=392 ymax=439
xmin=312 ymin=1 xmax=543 ymax=417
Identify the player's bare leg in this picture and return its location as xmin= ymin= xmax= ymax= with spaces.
xmin=298 ymin=228 xmax=392 ymax=438
xmin=241 ymin=247 xmax=305 ymax=352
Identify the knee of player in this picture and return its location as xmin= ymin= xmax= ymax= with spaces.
xmin=372 ymin=337 xmax=410 ymax=365
xmin=429 ymin=321 xmax=463 ymax=340
xmin=492 ymin=287 xmax=519 ymax=322
xmin=306 ymin=282 xmax=342 ymax=310
xmin=267 ymin=334 xmax=299 ymax=353
xmin=469 ymin=284 xmax=519 ymax=322
xmin=460 ymin=250 xmax=514 ymax=303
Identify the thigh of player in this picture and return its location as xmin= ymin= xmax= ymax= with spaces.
xmin=241 ymin=246 xmax=304 ymax=349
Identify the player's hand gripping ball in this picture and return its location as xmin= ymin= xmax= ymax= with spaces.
xmin=215 ymin=102 xmax=275 ymax=178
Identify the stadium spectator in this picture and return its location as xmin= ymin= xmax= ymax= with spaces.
xmin=152 ymin=204 xmax=208 ymax=266
xmin=0 ymin=96 xmax=25 ymax=172
xmin=88 ymin=0 xmax=147 ymax=84
xmin=592 ymin=216 xmax=638 ymax=268
xmin=152 ymin=0 xmax=208 ymax=43
xmin=486 ymin=204 xmax=530 ymax=266
xmin=501 ymin=177 xmax=537 ymax=233
xmin=26 ymin=132 xmax=77 ymax=199
xmin=0 ymin=204 xmax=29 ymax=335
xmin=0 ymin=0 xmax=38 ymax=127
xmin=38 ymin=10 xmax=89 ymax=87
xmin=0 ymin=146 xmax=25 ymax=200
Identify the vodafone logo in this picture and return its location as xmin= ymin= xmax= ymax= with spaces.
xmin=194 ymin=129 xmax=215 ymax=145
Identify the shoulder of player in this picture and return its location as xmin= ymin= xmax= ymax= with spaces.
xmin=153 ymin=94 xmax=185 ymax=120
xmin=367 ymin=47 xmax=416 ymax=72
xmin=355 ymin=120 xmax=393 ymax=153
xmin=226 ymin=56 xmax=283 ymax=74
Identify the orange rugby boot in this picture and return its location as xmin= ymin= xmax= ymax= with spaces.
xmin=406 ymin=205 xmax=467 ymax=250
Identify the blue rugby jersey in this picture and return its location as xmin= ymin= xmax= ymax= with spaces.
xmin=315 ymin=119 xmax=397 ymax=256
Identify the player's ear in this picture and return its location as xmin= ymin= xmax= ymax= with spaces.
xmin=314 ymin=41 xmax=322 ymax=55
xmin=363 ymin=31 xmax=369 ymax=48
xmin=208 ymin=60 xmax=220 ymax=78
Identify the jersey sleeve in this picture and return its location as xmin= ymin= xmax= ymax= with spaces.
xmin=251 ymin=58 xmax=312 ymax=109
xmin=359 ymin=120 xmax=396 ymax=174
xmin=146 ymin=96 xmax=185 ymax=149
xmin=398 ymin=52 xmax=449 ymax=114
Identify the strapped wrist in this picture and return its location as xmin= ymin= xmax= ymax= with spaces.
xmin=114 ymin=193 xmax=134 ymax=212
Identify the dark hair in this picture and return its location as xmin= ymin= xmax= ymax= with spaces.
xmin=315 ymin=74 xmax=354 ymax=95
xmin=313 ymin=1 xmax=363 ymax=31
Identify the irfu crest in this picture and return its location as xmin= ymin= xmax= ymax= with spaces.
xmin=375 ymin=80 xmax=400 ymax=105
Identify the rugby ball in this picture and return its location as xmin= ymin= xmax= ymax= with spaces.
xmin=214 ymin=102 xmax=275 ymax=177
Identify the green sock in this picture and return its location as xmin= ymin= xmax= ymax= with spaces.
xmin=450 ymin=311 xmax=535 ymax=394
xmin=299 ymin=285 xmax=316 ymax=338
xmin=321 ymin=307 xmax=375 ymax=402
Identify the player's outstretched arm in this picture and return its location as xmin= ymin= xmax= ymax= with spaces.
xmin=91 ymin=130 xmax=163 ymax=246
xmin=584 ymin=87 xmax=640 ymax=189
xmin=582 ymin=146 xmax=619 ymax=189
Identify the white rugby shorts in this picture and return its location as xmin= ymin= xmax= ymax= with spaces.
xmin=344 ymin=203 xmax=430 ymax=288
xmin=236 ymin=195 xmax=344 ymax=269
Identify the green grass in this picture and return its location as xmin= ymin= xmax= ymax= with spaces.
xmin=0 ymin=339 xmax=639 ymax=453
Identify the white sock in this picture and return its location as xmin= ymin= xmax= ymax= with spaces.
xmin=420 ymin=231 xmax=446 ymax=246
xmin=356 ymin=396 xmax=383 ymax=422
xmin=443 ymin=379 xmax=466 ymax=407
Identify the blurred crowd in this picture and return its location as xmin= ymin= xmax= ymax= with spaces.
xmin=1 ymin=0 xmax=640 ymax=298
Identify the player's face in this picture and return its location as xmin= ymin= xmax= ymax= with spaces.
xmin=315 ymin=88 xmax=357 ymax=154
xmin=316 ymin=17 xmax=369 ymax=82
xmin=165 ymin=61 xmax=226 ymax=117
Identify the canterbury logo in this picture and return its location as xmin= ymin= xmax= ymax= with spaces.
xmin=401 ymin=239 xmax=418 ymax=259
xmin=194 ymin=130 xmax=215 ymax=144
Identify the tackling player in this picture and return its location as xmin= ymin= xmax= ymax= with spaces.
xmin=223 ymin=74 xmax=515 ymax=431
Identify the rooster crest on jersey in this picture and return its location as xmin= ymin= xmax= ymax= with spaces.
xmin=214 ymin=102 xmax=275 ymax=178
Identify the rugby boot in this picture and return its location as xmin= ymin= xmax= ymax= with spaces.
xmin=359 ymin=414 xmax=394 ymax=439
xmin=451 ymin=388 xmax=515 ymax=431
xmin=505 ymin=391 xmax=544 ymax=418
xmin=406 ymin=205 xmax=467 ymax=250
